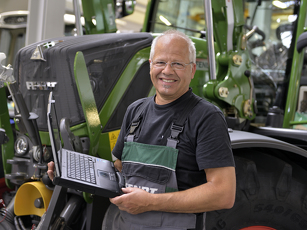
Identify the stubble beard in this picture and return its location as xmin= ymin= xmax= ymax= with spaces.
xmin=162 ymin=84 xmax=171 ymax=89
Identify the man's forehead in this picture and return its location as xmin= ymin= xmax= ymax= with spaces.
xmin=150 ymin=34 xmax=191 ymax=62
xmin=154 ymin=36 xmax=189 ymax=55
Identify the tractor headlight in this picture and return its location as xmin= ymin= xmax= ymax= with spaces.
xmin=14 ymin=136 xmax=29 ymax=156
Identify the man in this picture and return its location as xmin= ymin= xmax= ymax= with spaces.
xmin=48 ymin=29 xmax=236 ymax=230
xmin=103 ymin=30 xmax=236 ymax=230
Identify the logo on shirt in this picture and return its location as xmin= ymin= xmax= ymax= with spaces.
xmin=126 ymin=183 xmax=158 ymax=194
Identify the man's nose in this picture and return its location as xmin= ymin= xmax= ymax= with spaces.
xmin=162 ymin=63 xmax=174 ymax=73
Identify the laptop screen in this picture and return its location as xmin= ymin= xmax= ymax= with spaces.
xmin=47 ymin=91 xmax=62 ymax=177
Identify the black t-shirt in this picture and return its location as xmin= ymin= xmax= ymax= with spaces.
xmin=112 ymin=89 xmax=235 ymax=191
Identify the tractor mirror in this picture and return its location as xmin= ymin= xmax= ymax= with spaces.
xmin=116 ymin=0 xmax=135 ymax=18
xmin=0 ymin=128 xmax=9 ymax=145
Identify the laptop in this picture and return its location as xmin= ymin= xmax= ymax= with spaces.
xmin=47 ymin=91 xmax=124 ymax=198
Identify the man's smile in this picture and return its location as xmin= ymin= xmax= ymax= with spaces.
xmin=161 ymin=78 xmax=176 ymax=83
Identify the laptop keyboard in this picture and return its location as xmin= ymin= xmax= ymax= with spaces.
xmin=67 ymin=151 xmax=96 ymax=184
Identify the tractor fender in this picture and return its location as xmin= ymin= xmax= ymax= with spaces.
xmin=229 ymin=129 xmax=307 ymax=158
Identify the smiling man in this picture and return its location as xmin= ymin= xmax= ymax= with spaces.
xmin=107 ymin=30 xmax=236 ymax=230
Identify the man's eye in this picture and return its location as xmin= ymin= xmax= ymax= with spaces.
xmin=173 ymin=62 xmax=184 ymax=67
xmin=155 ymin=62 xmax=165 ymax=65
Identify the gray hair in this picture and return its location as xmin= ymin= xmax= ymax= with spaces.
xmin=149 ymin=30 xmax=196 ymax=63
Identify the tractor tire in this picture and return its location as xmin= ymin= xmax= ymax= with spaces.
xmin=206 ymin=149 xmax=307 ymax=230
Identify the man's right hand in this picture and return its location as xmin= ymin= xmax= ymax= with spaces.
xmin=47 ymin=161 xmax=55 ymax=181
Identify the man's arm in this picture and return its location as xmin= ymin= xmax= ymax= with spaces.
xmin=110 ymin=165 xmax=236 ymax=214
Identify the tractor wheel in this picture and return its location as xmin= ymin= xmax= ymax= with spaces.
xmin=206 ymin=149 xmax=307 ymax=230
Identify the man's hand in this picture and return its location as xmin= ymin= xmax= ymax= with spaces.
xmin=110 ymin=187 xmax=153 ymax=214
xmin=114 ymin=159 xmax=122 ymax=172
xmin=47 ymin=161 xmax=55 ymax=181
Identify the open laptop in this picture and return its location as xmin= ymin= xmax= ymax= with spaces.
xmin=47 ymin=91 xmax=124 ymax=198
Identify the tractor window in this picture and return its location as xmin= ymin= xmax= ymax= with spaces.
xmin=244 ymin=1 xmax=296 ymax=83
xmin=243 ymin=0 xmax=299 ymax=123
xmin=150 ymin=0 xmax=205 ymax=38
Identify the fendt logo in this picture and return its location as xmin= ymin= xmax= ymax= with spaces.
xmin=26 ymin=81 xmax=57 ymax=90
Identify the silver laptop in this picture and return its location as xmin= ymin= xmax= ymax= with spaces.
xmin=47 ymin=91 xmax=124 ymax=198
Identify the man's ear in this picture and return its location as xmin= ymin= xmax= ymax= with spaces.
xmin=191 ymin=63 xmax=197 ymax=78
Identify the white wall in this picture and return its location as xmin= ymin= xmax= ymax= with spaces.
xmin=0 ymin=0 xmax=28 ymax=13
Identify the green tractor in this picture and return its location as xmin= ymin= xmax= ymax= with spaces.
xmin=0 ymin=0 xmax=307 ymax=229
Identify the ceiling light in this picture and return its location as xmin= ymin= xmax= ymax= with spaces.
xmin=272 ymin=0 xmax=287 ymax=9
xmin=159 ymin=15 xmax=171 ymax=26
